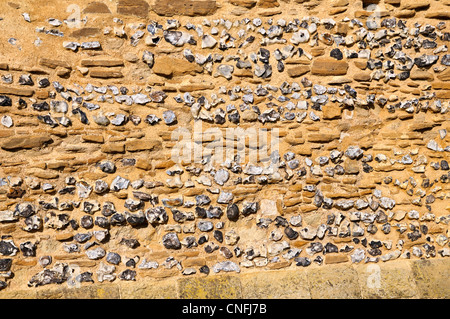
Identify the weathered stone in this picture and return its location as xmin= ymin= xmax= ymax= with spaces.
xmin=89 ymin=68 xmax=124 ymax=78
xmin=1 ymin=135 xmax=53 ymax=151
xmin=287 ymin=65 xmax=310 ymax=78
xmin=152 ymin=0 xmax=217 ymax=16
xmin=81 ymin=58 xmax=124 ymax=67
xmin=83 ymin=2 xmax=111 ymax=13
xmin=117 ymin=0 xmax=149 ymax=18
xmin=153 ymin=56 xmax=202 ymax=77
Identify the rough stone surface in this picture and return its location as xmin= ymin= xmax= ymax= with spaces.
xmin=0 ymin=0 xmax=448 ymax=300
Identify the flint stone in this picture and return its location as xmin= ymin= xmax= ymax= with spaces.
xmin=86 ymin=247 xmax=106 ymax=260
xmin=212 ymin=261 xmax=240 ymax=273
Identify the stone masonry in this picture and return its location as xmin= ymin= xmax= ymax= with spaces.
xmin=0 ymin=0 xmax=449 ymax=298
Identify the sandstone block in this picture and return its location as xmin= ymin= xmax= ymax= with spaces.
xmin=177 ymin=276 xmax=242 ymax=299
xmin=81 ymin=58 xmax=124 ymax=67
xmin=311 ymin=57 xmax=348 ymax=75
xmin=286 ymin=65 xmax=310 ymax=78
xmin=89 ymin=68 xmax=124 ymax=78
xmin=1 ymin=135 xmax=53 ymax=150
xmin=153 ymin=56 xmax=203 ymax=77
xmin=117 ymin=0 xmax=149 ymax=18
xmin=152 ymin=0 xmax=217 ymax=16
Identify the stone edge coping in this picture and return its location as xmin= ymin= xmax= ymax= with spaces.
xmin=0 ymin=258 xmax=448 ymax=299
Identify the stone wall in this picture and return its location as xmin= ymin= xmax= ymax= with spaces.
xmin=0 ymin=0 xmax=449 ymax=298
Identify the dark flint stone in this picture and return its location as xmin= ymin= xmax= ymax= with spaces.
xmin=58 ymin=187 xmax=76 ymax=195
xmin=397 ymin=71 xmax=410 ymax=80
xmin=38 ymin=78 xmax=50 ymax=88
xmin=215 ymin=112 xmax=226 ymax=124
xmin=72 ymin=108 xmax=89 ymax=124
xmin=19 ymin=74 xmax=33 ymax=86
xmin=314 ymin=256 xmax=323 ymax=265
xmin=68 ymin=221 xmax=84 ymax=236
xmin=101 ymin=202 xmax=116 ymax=217
xmin=382 ymin=223 xmax=391 ymax=234
xmin=228 ymin=110 xmax=240 ymax=124
xmin=99 ymin=161 xmax=115 ymax=173
xmin=330 ymin=48 xmax=343 ymax=60
xmin=369 ymin=240 xmax=382 ymax=249
xmin=125 ymin=259 xmax=136 ymax=268
xmin=407 ymin=230 xmax=421 ymax=241
xmin=196 ymin=195 xmax=211 ymax=206
xmin=220 ymin=247 xmax=233 ymax=259
xmin=367 ymin=224 xmax=377 ymax=234
xmin=15 ymin=203 xmax=36 ymax=218
xmin=327 ymin=214 xmax=335 ymax=225
xmin=414 ymin=55 xmax=439 ymax=68
xmin=184 ymin=236 xmax=197 ymax=248
xmin=258 ymin=48 xmax=270 ymax=64
xmin=195 ymin=206 xmax=207 ymax=219
xmin=422 ymin=40 xmax=437 ymax=49
xmin=74 ymin=233 xmax=92 ymax=243
xmin=242 ymin=202 xmax=258 ymax=216
xmin=37 ymin=115 xmax=58 ymax=127
xmin=206 ymin=206 xmax=223 ymax=219
xmin=309 ymin=242 xmax=323 ymax=253
xmin=277 ymin=60 xmax=284 ymax=72
xmin=420 ymin=225 xmax=428 ymax=235
xmin=126 ymin=212 xmax=146 ymax=226
xmin=28 ymin=266 xmax=70 ymax=287
xmin=361 ymin=238 xmax=367 ymax=247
